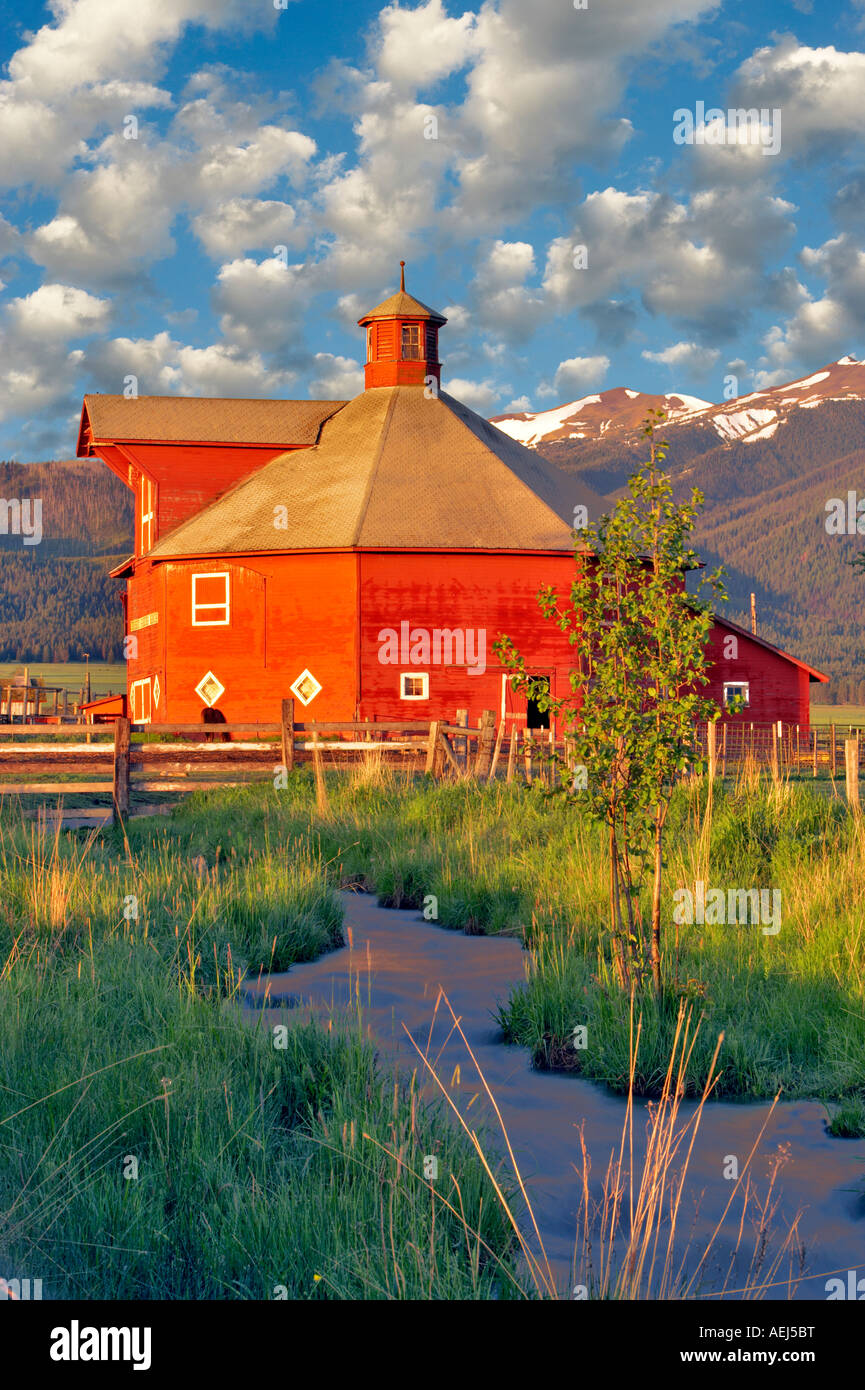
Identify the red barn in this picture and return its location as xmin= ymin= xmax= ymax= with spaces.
xmin=77 ymin=268 xmax=827 ymax=732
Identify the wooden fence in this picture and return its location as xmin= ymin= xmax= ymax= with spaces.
xmin=695 ymin=720 xmax=865 ymax=779
xmin=1 ymin=702 xmax=862 ymax=821
xmin=0 ymin=700 xmax=566 ymax=820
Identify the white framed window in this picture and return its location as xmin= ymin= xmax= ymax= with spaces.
xmin=139 ymin=475 xmax=155 ymax=553
xmin=401 ymin=323 xmax=422 ymax=360
xmin=400 ymin=672 xmax=429 ymax=700
xmin=130 ymin=677 xmax=152 ymax=724
xmin=192 ymin=572 xmax=230 ymax=626
xmin=723 ymin=681 xmax=750 ymax=708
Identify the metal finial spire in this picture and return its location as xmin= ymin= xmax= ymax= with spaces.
xmin=399 ymin=260 xmax=406 ymax=291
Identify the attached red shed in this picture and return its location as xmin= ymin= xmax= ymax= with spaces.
xmin=705 ymin=614 xmax=827 ymax=726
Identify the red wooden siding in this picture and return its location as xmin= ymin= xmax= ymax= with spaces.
xmin=121 ymin=546 xmax=819 ymax=730
xmin=358 ymin=551 xmax=578 ymax=724
xmin=124 ymin=553 xmax=356 ymax=725
xmin=705 ymin=622 xmax=812 ymax=726
xmin=120 ymin=443 xmax=305 ymax=552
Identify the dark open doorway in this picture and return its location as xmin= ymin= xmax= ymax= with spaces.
xmin=526 ymin=676 xmax=550 ymax=730
xmin=201 ymin=706 xmax=231 ymax=743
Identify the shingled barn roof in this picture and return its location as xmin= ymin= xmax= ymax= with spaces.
xmin=77 ymin=395 xmax=347 ymax=452
xmin=148 ymin=384 xmax=604 ymax=559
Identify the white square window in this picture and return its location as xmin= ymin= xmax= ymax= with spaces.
xmin=723 ymin=682 xmax=750 ymax=708
xmin=400 ymin=672 xmax=429 ymax=700
xmin=192 ymin=572 xmax=230 ymax=626
xmin=401 ymin=323 xmax=422 ymax=360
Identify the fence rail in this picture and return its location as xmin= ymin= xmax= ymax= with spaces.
xmin=695 ymin=719 xmax=865 ymax=778
xmin=1 ymin=701 xmax=862 ymax=821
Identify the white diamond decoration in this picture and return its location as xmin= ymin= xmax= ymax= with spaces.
xmin=195 ymin=671 xmax=225 ymax=707
xmin=290 ymin=668 xmax=322 ymax=706
xmin=152 ymin=674 xmax=161 ymax=709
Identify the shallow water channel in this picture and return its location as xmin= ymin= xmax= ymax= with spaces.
xmin=242 ymin=891 xmax=865 ymax=1301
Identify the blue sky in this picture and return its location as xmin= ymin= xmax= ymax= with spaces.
xmin=1 ymin=0 xmax=864 ymax=457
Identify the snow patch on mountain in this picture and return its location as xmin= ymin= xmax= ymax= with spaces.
xmin=792 ymin=371 xmax=830 ymax=389
xmin=665 ymin=393 xmax=712 ymax=415
xmin=493 ymin=395 xmax=602 ymax=445
xmin=747 ymin=420 xmax=780 ymax=441
xmin=711 ymin=408 xmax=777 ymax=442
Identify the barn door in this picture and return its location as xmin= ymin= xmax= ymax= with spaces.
xmin=130 ymin=677 xmax=152 ymax=724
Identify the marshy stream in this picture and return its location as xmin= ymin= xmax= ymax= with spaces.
xmin=243 ymin=890 xmax=865 ymax=1300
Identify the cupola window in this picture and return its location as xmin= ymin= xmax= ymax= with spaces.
xmin=401 ymin=324 xmax=422 ymax=360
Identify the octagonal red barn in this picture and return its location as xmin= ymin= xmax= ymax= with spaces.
xmin=77 ymin=269 xmax=827 ymax=732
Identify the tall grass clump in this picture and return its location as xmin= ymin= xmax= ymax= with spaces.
xmin=0 ymin=813 xmax=524 ymax=1299
xmin=126 ymin=766 xmax=865 ymax=1126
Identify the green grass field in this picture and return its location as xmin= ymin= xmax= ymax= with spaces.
xmin=0 ymin=661 xmax=126 ymax=700
xmin=2 ymin=762 xmax=863 ymax=1299
xmin=113 ymin=768 xmax=865 ymax=1122
xmin=810 ymin=703 xmax=865 ymax=726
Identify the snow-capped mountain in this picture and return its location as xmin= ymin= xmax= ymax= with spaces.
xmin=491 ymin=356 xmax=865 ymax=449
xmin=490 ymin=387 xmax=711 ymax=446
xmin=487 ymin=355 xmax=865 ymax=699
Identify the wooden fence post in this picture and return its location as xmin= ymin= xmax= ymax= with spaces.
xmin=812 ymin=728 xmax=818 ymax=779
xmin=845 ymin=736 xmax=860 ymax=812
xmin=506 ymin=726 xmax=518 ymax=784
xmin=113 ymin=716 xmax=130 ymax=821
xmin=721 ymin=722 xmax=727 ymax=779
xmin=524 ymin=729 xmax=534 ymax=785
xmin=280 ymin=698 xmax=295 ymax=772
xmin=455 ymin=708 xmax=468 ymax=770
xmin=425 ymin=720 xmax=440 ymax=776
xmin=436 ymin=729 xmax=462 ymax=778
xmin=488 ymin=719 xmax=505 ymax=782
xmin=831 ymin=723 xmax=837 ymax=778
xmin=311 ymin=727 xmax=328 ymax=813
xmin=707 ymin=721 xmax=717 ymax=783
xmin=474 ymin=709 xmax=496 ymax=779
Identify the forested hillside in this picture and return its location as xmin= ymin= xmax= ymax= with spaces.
xmin=0 ymin=460 xmax=131 ymax=661
xmin=534 ymin=398 xmax=865 ymax=700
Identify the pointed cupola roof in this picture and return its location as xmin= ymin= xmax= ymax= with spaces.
xmin=358 ymin=261 xmax=447 ymax=325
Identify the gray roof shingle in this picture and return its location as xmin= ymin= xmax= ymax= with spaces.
xmin=79 ymin=394 xmax=346 ymax=449
xmin=148 ymin=385 xmax=605 ymax=557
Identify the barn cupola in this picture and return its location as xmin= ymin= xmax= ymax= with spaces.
xmin=358 ymin=261 xmax=447 ymax=389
